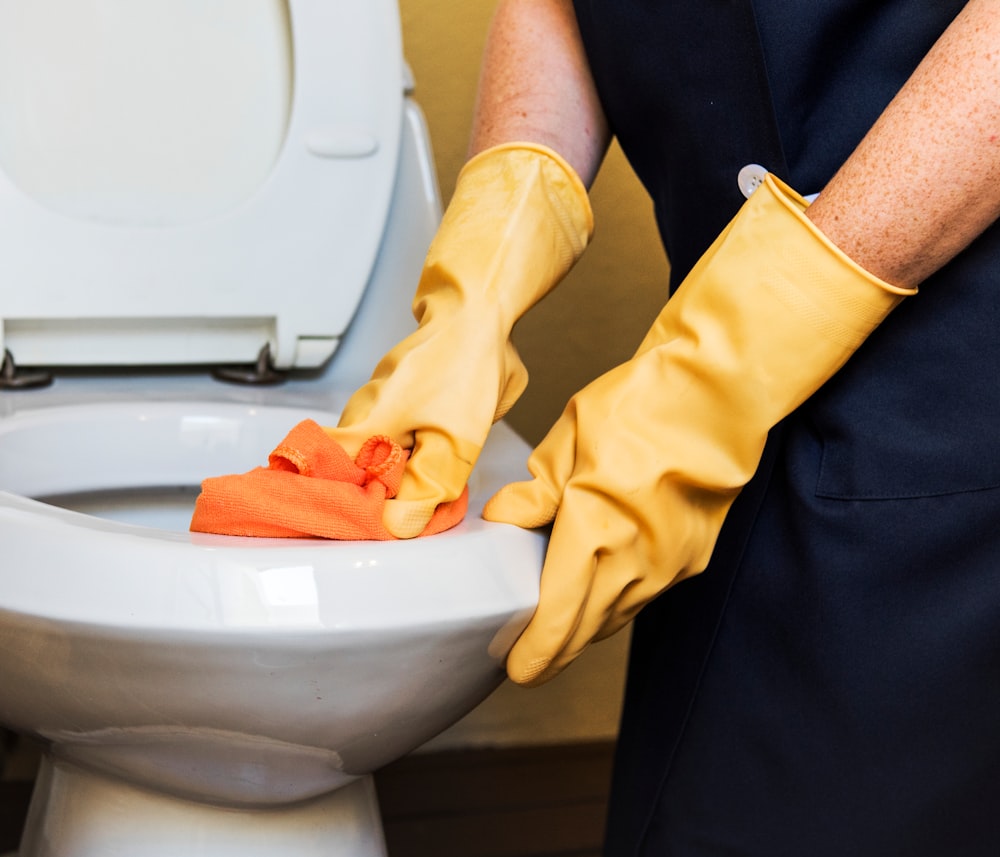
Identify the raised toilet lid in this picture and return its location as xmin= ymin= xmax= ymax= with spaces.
xmin=0 ymin=0 xmax=406 ymax=371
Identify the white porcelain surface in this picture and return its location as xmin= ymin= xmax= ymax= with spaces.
xmin=20 ymin=761 xmax=390 ymax=857
xmin=0 ymin=399 xmax=544 ymax=808
xmin=0 ymin=0 xmax=406 ymax=370
xmin=0 ymin=0 xmax=293 ymax=226
xmin=0 ymin=5 xmax=546 ymax=852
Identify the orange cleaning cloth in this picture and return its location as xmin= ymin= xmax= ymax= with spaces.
xmin=189 ymin=419 xmax=467 ymax=540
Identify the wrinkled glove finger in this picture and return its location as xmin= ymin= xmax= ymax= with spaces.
xmin=482 ymin=410 xmax=580 ymax=528
xmin=482 ymin=474 xmax=561 ymax=530
xmin=382 ymin=429 xmax=481 ymax=538
xmin=503 ymin=492 xmax=606 ymax=685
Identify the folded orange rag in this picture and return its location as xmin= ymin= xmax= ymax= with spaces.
xmin=189 ymin=419 xmax=468 ymax=540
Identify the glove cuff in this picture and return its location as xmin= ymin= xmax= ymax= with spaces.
xmin=759 ymin=174 xmax=917 ymax=353
xmin=414 ymin=143 xmax=594 ymax=329
xmin=458 ymin=141 xmax=595 ymax=252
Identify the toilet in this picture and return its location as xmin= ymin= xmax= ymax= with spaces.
xmin=0 ymin=3 xmax=545 ymax=856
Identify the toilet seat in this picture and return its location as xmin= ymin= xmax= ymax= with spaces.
xmin=0 ymin=399 xmax=541 ymax=632
xmin=0 ymin=0 xmax=406 ymax=371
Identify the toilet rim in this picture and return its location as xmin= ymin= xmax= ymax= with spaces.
xmin=0 ymin=399 xmax=544 ymax=633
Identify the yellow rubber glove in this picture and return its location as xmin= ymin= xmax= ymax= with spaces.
xmin=483 ymin=173 xmax=916 ymax=686
xmin=324 ymin=143 xmax=592 ymax=537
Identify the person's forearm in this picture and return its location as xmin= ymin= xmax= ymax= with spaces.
xmin=469 ymin=0 xmax=610 ymax=186
xmin=807 ymin=0 xmax=1000 ymax=289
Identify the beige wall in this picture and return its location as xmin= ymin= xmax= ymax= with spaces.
xmin=400 ymin=2 xmax=671 ymax=748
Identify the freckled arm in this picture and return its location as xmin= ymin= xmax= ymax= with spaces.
xmin=467 ymin=0 xmax=610 ymax=187
xmin=807 ymin=0 xmax=1000 ymax=289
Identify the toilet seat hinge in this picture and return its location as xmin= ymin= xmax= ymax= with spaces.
xmin=213 ymin=343 xmax=288 ymax=386
xmin=1 ymin=349 xmax=53 ymax=389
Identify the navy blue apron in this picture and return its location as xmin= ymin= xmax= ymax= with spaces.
xmin=571 ymin=2 xmax=1000 ymax=854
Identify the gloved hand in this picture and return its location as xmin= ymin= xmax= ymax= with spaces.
xmin=484 ymin=173 xmax=916 ymax=686
xmin=324 ymin=143 xmax=592 ymax=538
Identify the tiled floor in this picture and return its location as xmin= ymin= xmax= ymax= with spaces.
xmin=0 ymin=737 xmax=614 ymax=857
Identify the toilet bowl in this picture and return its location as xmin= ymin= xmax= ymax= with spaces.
xmin=0 ymin=398 xmax=542 ymax=856
xmin=0 ymin=2 xmax=546 ymax=855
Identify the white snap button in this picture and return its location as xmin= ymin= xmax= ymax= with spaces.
xmin=737 ymin=164 xmax=768 ymax=199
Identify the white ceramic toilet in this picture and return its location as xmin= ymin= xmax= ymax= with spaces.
xmin=0 ymin=3 xmax=545 ymax=855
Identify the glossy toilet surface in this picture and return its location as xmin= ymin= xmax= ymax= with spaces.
xmin=0 ymin=0 xmax=406 ymax=371
xmin=0 ymin=380 xmax=544 ymax=856
xmin=0 ymin=2 xmax=545 ymax=854
xmin=0 ymin=391 xmax=543 ymax=804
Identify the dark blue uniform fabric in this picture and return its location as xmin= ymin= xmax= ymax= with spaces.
xmin=569 ymin=1 xmax=1000 ymax=854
